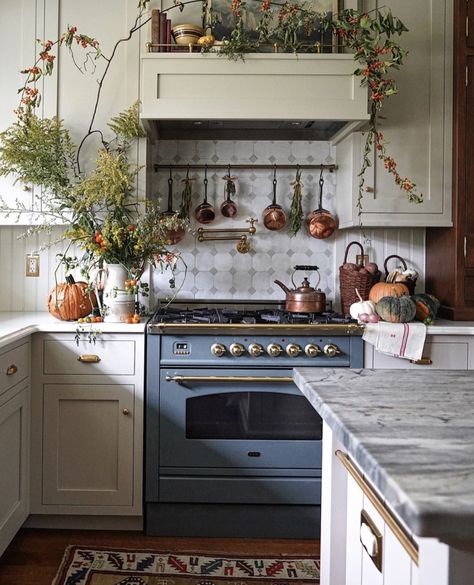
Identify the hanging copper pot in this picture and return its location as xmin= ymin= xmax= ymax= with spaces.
xmin=220 ymin=164 xmax=238 ymax=218
xmin=262 ymin=166 xmax=287 ymax=231
xmin=306 ymin=170 xmax=337 ymax=239
xmin=194 ymin=165 xmax=215 ymax=224
xmin=274 ymin=265 xmax=326 ymax=313
xmin=160 ymin=168 xmax=185 ymax=245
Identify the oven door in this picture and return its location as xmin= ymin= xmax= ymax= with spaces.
xmin=159 ymin=368 xmax=322 ymax=469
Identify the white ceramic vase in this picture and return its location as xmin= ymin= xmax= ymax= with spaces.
xmin=103 ymin=263 xmax=135 ymax=323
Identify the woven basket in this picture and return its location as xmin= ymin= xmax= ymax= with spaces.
xmin=384 ymin=254 xmax=417 ymax=295
xmin=339 ymin=241 xmax=381 ymax=316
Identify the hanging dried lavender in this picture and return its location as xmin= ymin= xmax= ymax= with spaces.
xmin=288 ymin=167 xmax=303 ymax=237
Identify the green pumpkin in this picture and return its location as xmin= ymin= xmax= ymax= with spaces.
xmin=411 ymin=293 xmax=440 ymax=323
xmin=375 ymin=295 xmax=416 ymax=323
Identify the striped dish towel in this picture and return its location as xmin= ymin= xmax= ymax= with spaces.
xmin=362 ymin=322 xmax=427 ymax=361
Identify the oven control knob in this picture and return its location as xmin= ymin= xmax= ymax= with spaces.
xmin=305 ymin=343 xmax=321 ymax=357
xmin=267 ymin=343 xmax=283 ymax=357
xmin=323 ymin=344 xmax=341 ymax=358
xmin=229 ymin=343 xmax=245 ymax=357
xmin=286 ymin=343 xmax=302 ymax=357
xmin=248 ymin=343 xmax=264 ymax=357
xmin=211 ymin=343 xmax=226 ymax=357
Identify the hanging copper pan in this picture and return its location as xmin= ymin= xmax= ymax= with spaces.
xmin=262 ymin=166 xmax=287 ymax=231
xmin=306 ymin=170 xmax=337 ymax=239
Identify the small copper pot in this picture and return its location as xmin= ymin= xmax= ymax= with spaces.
xmin=262 ymin=168 xmax=286 ymax=231
xmin=161 ymin=172 xmax=185 ymax=245
xmin=307 ymin=172 xmax=337 ymax=239
xmin=194 ymin=167 xmax=215 ymax=224
xmin=274 ymin=265 xmax=326 ymax=313
xmin=221 ymin=166 xmax=238 ymax=217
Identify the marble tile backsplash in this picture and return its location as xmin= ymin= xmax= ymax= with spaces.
xmin=149 ymin=140 xmax=425 ymax=307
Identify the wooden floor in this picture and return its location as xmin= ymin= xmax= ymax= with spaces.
xmin=0 ymin=528 xmax=319 ymax=585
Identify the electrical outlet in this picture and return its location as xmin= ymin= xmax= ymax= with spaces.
xmin=26 ymin=254 xmax=40 ymax=277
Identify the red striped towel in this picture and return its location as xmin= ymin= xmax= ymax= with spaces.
xmin=362 ymin=322 xmax=427 ymax=361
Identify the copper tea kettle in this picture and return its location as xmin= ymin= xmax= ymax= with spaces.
xmin=274 ymin=265 xmax=326 ymax=313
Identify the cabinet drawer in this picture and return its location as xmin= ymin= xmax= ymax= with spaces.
xmin=372 ymin=341 xmax=468 ymax=370
xmin=0 ymin=343 xmax=29 ymax=396
xmin=43 ymin=339 xmax=135 ymax=376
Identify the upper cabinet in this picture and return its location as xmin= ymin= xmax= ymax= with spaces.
xmin=335 ymin=0 xmax=454 ymax=228
xmin=0 ymin=0 xmax=145 ymax=225
xmin=426 ymin=0 xmax=474 ymax=319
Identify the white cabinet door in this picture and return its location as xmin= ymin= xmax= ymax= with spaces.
xmin=335 ymin=0 xmax=453 ymax=227
xmin=0 ymin=387 xmax=29 ymax=557
xmin=41 ymin=383 xmax=134 ymax=507
xmin=366 ymin=335 xmax=474 ymax=370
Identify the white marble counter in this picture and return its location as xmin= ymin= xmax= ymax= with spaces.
xmin=0 ymin=312 xmax=146 ymax=349
xmin=294 ymin=368 xmax=474 ymax=541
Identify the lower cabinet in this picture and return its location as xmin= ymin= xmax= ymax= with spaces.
xmin=345 ymin=472 xmax=418 ymax=585
xmin=0 ymin=340 xmax=30 ymax=557
xmin=365 ymin=335 xmax=474 ymax=369
xmin=31 ymin=333 xmax=144 ymax=516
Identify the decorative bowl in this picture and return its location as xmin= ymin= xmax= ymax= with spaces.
xmin=172 ymin=24 xmax=204 ymax=46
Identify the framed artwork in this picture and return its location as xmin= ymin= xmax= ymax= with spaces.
xmin=211 ymin=0 xmax=341 ymax=51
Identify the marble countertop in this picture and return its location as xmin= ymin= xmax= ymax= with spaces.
xmin=0 ymin=312 xmax=146 ymax=349
xmin=294 ymin=368 xmax=474 ymax=541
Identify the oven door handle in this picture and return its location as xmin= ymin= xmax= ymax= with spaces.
xmin=165 ymin=375 xmax=294 ymax=384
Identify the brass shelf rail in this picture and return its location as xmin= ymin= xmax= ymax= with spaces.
xmin=154 ymin=164 xmax=337 ymax=172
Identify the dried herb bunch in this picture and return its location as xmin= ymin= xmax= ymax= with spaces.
xmin=289 ymin=167 xmax=304 ymax=237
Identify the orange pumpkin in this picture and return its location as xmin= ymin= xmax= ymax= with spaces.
xmin=48 ymin=276 xmax=96 ymax=321
xmin=368 ymin=282 xmax=409 ymax=304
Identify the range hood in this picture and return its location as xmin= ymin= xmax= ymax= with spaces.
xmin=140 ymin=53 xmax=369 ymax=142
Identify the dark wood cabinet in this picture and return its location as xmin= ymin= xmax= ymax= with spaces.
xmin=426 ymin=0 xmax=474 ymax=318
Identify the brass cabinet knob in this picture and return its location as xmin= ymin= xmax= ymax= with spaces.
xmin=323 ymin=344 xmax=341 ymax=358
xmin=248 ymin=343 xmax=264 ymax=357
xmin=267 ymin=343 xmax=283 ymax=357
xmin=304 ymin=344 xmax=321 ymax=357
xmin=6 ymin=364 xmax=18 ymax=376
xmin=122 ymin=408 xmax=130 ymax=416
xmin=210 ymin=343 xmax=226 ymax=357
xmin=229 ymin=343 xmax=245 ymax=357
xmin=286 ymin=343 xmax=302 ymax=357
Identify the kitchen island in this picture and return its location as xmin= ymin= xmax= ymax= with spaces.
xmin=294 ymin=368 xmax=474 ymax=585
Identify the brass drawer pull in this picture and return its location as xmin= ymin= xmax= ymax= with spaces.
xmin=409 ymin=357 xmax=432 ymax=365
xmin=360 ymin=509 xmax=383 ymax=572
xmin=335 ymin=450 xmax=418 ymax=565
xmin=77 ymin=354 xmax=101 ymax=363
xmin=165 ymin=375 xmax=293 ymax=384
xmin=6 ymin=364 xmax=18 ymax=376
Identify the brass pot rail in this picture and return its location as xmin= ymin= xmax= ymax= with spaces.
xmin=197 ymin=217 xmax=257 ymax=254
xmin=165 ymin=375 xmax=294 ymax=384
xmin=335 ymin=450 xmax=419 ymax=565
xmin=154 ymin=164 xmax=337 ymax=172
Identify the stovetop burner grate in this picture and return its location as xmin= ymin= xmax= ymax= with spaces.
xmin=150 ymin=305 xmax=355 ymax=326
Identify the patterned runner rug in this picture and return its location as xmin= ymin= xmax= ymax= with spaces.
xmin=52 ymin=547 xmax=320 ymax=585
